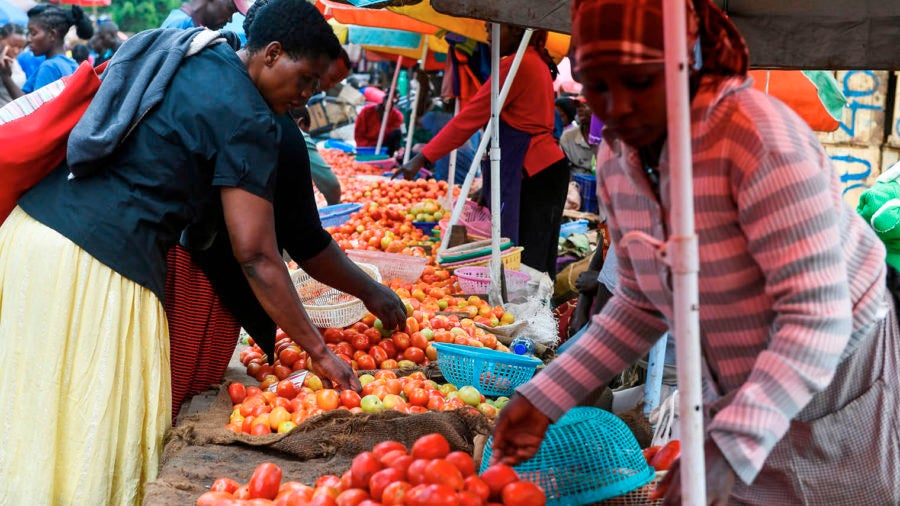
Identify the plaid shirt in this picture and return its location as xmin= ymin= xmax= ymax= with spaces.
xmin=518 ymin=75 xmax=887 ymax=484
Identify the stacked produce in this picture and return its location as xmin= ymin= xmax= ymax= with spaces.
xmin=198 ymin=433 xmax=546 ymax=505
xmin=326 ymin=202 xmax=431 ymax=255
xmin=320 ymin=148 xmax=386 ymax=178
xmin=224 ymin=369 xmax=510 ymax=433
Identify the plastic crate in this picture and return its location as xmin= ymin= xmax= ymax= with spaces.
xmin=573 ymin=173 xmax=597 ymax=199
xmin=318 ymin=203 xmax=362 ymax=228
xmin=290 ymin=262 xmax=381 ymax=328
xmin=582 ymin=198 xmax=599 ymax=214
xmin=480 ymin=407 xmax=656 ymax=506
xmin=431 ymin=342 xmax=542 ymax=396
xmin=454 ymin=266 xmax=530 ymax=294
xmin=345 ymin=249 xmax=428 ymax=283
xmin=440 ymin=246 xmax=523 ymax=272
xmin=356 ymin=154 xmax=396 ymax=171
xmin=559 ymin=219 xmax=589 ymax=238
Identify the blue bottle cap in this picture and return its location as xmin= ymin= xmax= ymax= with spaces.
xmin=512 ymin=342 xmax=527 ymax=355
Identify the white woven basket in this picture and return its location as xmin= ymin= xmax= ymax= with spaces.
xmin=346 ymin=249 xmax=428 ymax=283
xmin=290 ymin=262 xmax=381 ymax=328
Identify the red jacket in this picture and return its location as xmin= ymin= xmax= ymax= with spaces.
xmin=354 ymin=104 xmax=404 ymax=147
xmin=422 ymin=47 xmax=564 ymax=176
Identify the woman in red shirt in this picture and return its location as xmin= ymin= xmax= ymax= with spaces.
xmin=396 ymin=25 xmax=568 ymax=278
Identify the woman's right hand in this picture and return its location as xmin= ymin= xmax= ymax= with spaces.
xmin=489 ymin=394 xmax=551 ymax=466
xmin=392 ymin=153 xmax=427 ymax=180
xmin=309 ymin=349 xmax=362 ymax=392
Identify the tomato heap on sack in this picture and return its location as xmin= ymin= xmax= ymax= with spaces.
xmin=224 ymin=370 xmax=511 ymax=434
xmin=198 ymin=433 xmax=546 ymax=506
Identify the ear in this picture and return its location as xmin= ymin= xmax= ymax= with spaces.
xmin=263 ymin=41 xmax=283 ymax=67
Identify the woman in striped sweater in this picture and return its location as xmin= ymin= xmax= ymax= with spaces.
xmin=490 ymin=0 xmax=900 ymax=504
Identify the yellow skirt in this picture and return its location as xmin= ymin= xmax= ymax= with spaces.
xmin=0 ymin=207 xmax=171 ymax=505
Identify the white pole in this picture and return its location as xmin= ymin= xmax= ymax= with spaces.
xmin=487 ymin=22 xmax=503 ymax=305
xmin=375 ymin=55 xmax=403 ymax=155
xmin=443 ymin=98 xmax=462 ymax=210
xmin=438 ymin=29 xmax=534 ymax=257
xmin=663 ymin=0 xmax=706 ymax=503
xmin=403 ymin=37 xmax=429 ymax=165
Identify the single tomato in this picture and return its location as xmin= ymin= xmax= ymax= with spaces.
xmin=228 ymin=382 xmax=247 ymax=405
xmin=248 ymin=462 xmax=283 ymax=500
xmin=501 ymin=481 xmax=546 ymax=506
xmin=411 ymin=433 xmax=451 ymax=460
xmin=479 ymin=464 xmax=519 ymax=501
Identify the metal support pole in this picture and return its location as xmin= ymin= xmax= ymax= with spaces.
xmin=663 ymin=0 xmax=706 ymax=502
xmin=375 ymin=55 xmax=403 ymax=154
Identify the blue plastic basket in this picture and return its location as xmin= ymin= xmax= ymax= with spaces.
xmin=559 ymin=219 xmax=589 ymax=238
xmin=412 ymin=221 xmax=437 ymax=235
xmin=318 ymin=203 xmax=362 ymax=228
xmin=480 ymin=407 xmax=655 ymax=506
xmin=431 ymin=342 xmax=542 ymax=396
xmin=356 ymin=146 xmax=388 ymax=156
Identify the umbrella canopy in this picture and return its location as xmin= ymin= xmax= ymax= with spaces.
xmin=431 ymin=0 xmax=900 ymax=69
xmin=46 ymin=0 xmax=111 ymax=7
xmin=0 ymin=0 xmax=26 ymax=25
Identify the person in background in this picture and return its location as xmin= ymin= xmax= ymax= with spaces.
xmin=559 ymin=98 xmax=594 ymax=173
xmin=554 ymin=96 xmax=577 ymax=132
xmin=291 ymin=105 xmax=341 ymax=205
xmin=19 ymin=5 xmax=93 ymax=95
xmin=490 ymin=0 xmax=900 ymax=504
xmin=0 ymin=0 xmax=373 ymax=502
xmin=89 ymin=20 xmax=121 ymax=66
xmin=355 ymin=91 xmax=404 ymax=156
xmin=70 ymin=42 xmax=90 ymax=64
xmin=415 ymin=98 xmax=482 ymax=185
xmin=0 ymin=23 xmax=27 ymax=107
xmin=15 ymin=46 xmax=42 ymax=79
xmin=397 ymin=24 xmax=568 ymax=279
xmin=160 ymin=0 xmax=249 ymax=30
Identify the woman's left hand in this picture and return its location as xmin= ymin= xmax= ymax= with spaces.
xmin=659 ymin=439 xmax=736 ymax=505
xmin=362 ymin=283 xmax=408 ymax=331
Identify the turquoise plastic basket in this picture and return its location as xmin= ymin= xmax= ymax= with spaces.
xmin=431 ymin=342 xmax=541 ymax=396
xmin=480 ymin=407 xmax=655 ymax=506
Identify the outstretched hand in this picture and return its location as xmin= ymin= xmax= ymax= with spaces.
xmin=363 ymin=283 xmax=408 ymax=331
xmin=392 ymin=153 xmax=427 ymax=180
xmin=310 ymin=349 xmax=362 ymax=392
xmin=489 ymin=394 xmax=551 ymax=466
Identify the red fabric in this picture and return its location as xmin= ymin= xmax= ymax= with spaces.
xmin=553 ymin=298 xmax=579 ymax=344
xmin=354 ymin=103 xmax=404 ymax=147
xmin=0 ymin=61 xmax=106 ymax=223
xmin=421 ymin=47 xmax=564 ymax=177
xmin=165 ymin=246 xmax=241 ymax=422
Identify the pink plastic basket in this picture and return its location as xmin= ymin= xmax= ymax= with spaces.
xmin=345 ymin=249 xmax=428 ymax=283
xmin=454 ymin=266 xmax=530 ymax=294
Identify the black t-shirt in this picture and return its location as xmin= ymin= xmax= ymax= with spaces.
xmin=190 ymin=114 xmax=334 ymax=357
xmin=19 ymin=44 xmax=280 ymax=300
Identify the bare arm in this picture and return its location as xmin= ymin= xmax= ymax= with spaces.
xmin=221 ymin=187 xmax=360 ymax=391
xmin=299 ymin=241 xmax=407 ymax=331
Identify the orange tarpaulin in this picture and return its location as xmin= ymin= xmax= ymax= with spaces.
xmin=749 ymin=70 xmax=840 ymax=132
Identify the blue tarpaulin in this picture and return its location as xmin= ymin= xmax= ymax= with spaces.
xmin=0 ymin=0 xmax=27 ymax=26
